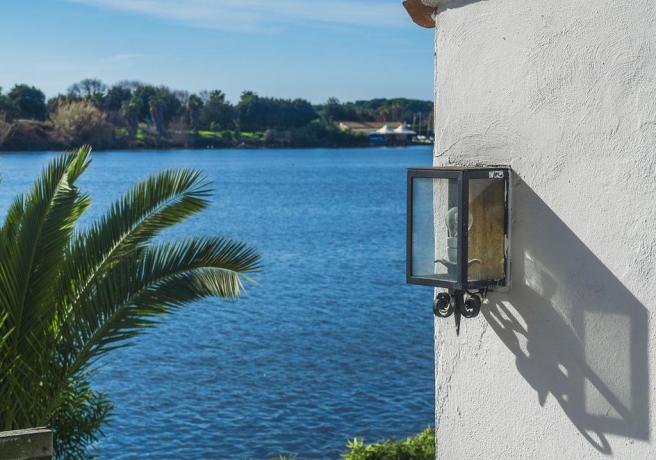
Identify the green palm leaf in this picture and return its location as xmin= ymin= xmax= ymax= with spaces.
xmin=0 ymin=147 xmax=91 ymax=429
xmin=62 ymin=168 xmax=211 ymax=315
xmin=61 ymin=237 xmax=260 ymax=374
xmin=0 ymin=147 xmax=260 ymax=458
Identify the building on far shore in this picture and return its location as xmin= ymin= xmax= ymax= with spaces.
xmin=337 ymin=121 xmax=421 ymax=145
xmin=337 ymin=121 xmax=403 ymax=134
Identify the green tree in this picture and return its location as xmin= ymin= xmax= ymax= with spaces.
xmin=67 ymin=78 xmax=107 ymax=107
xmin=120 ymin=99 xmax=140 ymax=139
xmin=185 ymin=94 xmax=203 ymax=132
xmin=0 ymin=113 xmax=10 ymax=148
xmin=148 ymin=94 xmax=167 ymax=138
xmin=321 ymin=97 xmax=358 ymax=122
xmin=104 ymin=85 xmax=132 ymax=112
xmin=237 ymin=92 xmax=317 ymax=131
xmin=316 ymin=98 xmax=434 ymax=125
xmin=128 ymin=85 xmax=158 ymax=121
xmin=127 ymin=85 xmax=182 ymax=135
xmin=199 ymin=90 xmax=235 ymax=131
xmin=7 ymin=84 xmax=48 ymax=120
xmin=286 ymin=99 xmax=317 ymax=127
xmin=149 ymin=87 xmax=182 ymax=127
xmin=0 ymin=87 xmax=11 ymax=118
xmin=0 ymin=147 xmax=260 ymax=458
xmin=238 ymin=91 xmax=269 ymax=131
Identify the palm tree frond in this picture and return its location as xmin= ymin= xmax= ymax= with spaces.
xmin=0 ymin=148 xmax=92 ymax=428
xmin=62 ymin=168 xmax=213 ymax=315
xmin=0 ymin=146 xmax=260 ymax=454
xmin=63 ymin=236 xmax=259 ymax=376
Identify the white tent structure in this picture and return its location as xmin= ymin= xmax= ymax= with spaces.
xmin=376 ymin=125 xmax=396 ymax=135
xmin=393 ymin=123 xmax=417 ymax=135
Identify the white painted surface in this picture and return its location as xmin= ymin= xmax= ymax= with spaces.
xmin=431 ymin=1 xmax=656 ymax=458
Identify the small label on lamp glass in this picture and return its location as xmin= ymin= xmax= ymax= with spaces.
xmin=489 ymin=170 xmax=504 ymax=179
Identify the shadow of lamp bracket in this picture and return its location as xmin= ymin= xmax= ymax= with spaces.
xmin=406 ymin=167 xmax=511 ymax=335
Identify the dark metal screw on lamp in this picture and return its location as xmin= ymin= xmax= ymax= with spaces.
xmin=407 ymin=167 xmax=511 ymax=334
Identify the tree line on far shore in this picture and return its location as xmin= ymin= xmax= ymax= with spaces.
xmin=0 ymin=79 xmax=433 ymax=151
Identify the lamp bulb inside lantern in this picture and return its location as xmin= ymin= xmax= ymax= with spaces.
xmin=446 ymin=207 xmax=473 ymax=237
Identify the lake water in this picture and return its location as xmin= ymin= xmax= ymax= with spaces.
xmin=0 ymin=147 xmax=435 ymax=459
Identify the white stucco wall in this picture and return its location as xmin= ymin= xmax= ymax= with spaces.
xmin=432 ymin=1 xmax=656 ymax=458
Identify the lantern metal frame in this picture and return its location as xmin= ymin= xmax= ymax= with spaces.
xmin=406 ymin=167 xmax=511 ymax=290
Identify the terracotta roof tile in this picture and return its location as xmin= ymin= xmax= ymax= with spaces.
xmin=403 ymin=0 xmax=437 ymax=28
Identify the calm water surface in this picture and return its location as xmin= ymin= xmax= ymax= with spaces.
xmin=0 ymin=147 xmax=435 ymax=459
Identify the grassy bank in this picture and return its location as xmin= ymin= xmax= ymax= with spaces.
xmin=0 ymin=120 xmax=372 ymax=152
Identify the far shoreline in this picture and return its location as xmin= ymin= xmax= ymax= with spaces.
xmin=0 ymin=143 xmax=433 ymax=154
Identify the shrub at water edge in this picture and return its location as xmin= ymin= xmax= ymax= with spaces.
xmin=342 ymin=427 xmax=435 ymax=460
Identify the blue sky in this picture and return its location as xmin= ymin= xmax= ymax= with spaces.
xmin=0 ymin=0 xmax=434 ymax=103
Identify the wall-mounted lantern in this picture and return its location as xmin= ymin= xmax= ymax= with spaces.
xmin=407 ymin=167 xmax=510 ymax=333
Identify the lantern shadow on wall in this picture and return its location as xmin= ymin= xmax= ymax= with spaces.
xmin=483 ymin=179 xmax=649 ymax=453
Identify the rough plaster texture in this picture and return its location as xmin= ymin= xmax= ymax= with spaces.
xmin=431 ymin=1 xmax=656 ymax=458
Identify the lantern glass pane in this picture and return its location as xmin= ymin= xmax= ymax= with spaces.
xmin=467 ymin=178 xmax=506 ymax=282
xmin=412 ymin=177 xmax=459 ymax=282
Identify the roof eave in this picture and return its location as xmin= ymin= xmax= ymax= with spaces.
xmin=402 ymin=0 xmax=438 ymax=29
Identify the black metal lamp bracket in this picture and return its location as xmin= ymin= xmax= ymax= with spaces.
xmin=433 ymin=289 xmax=485 ymax=335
